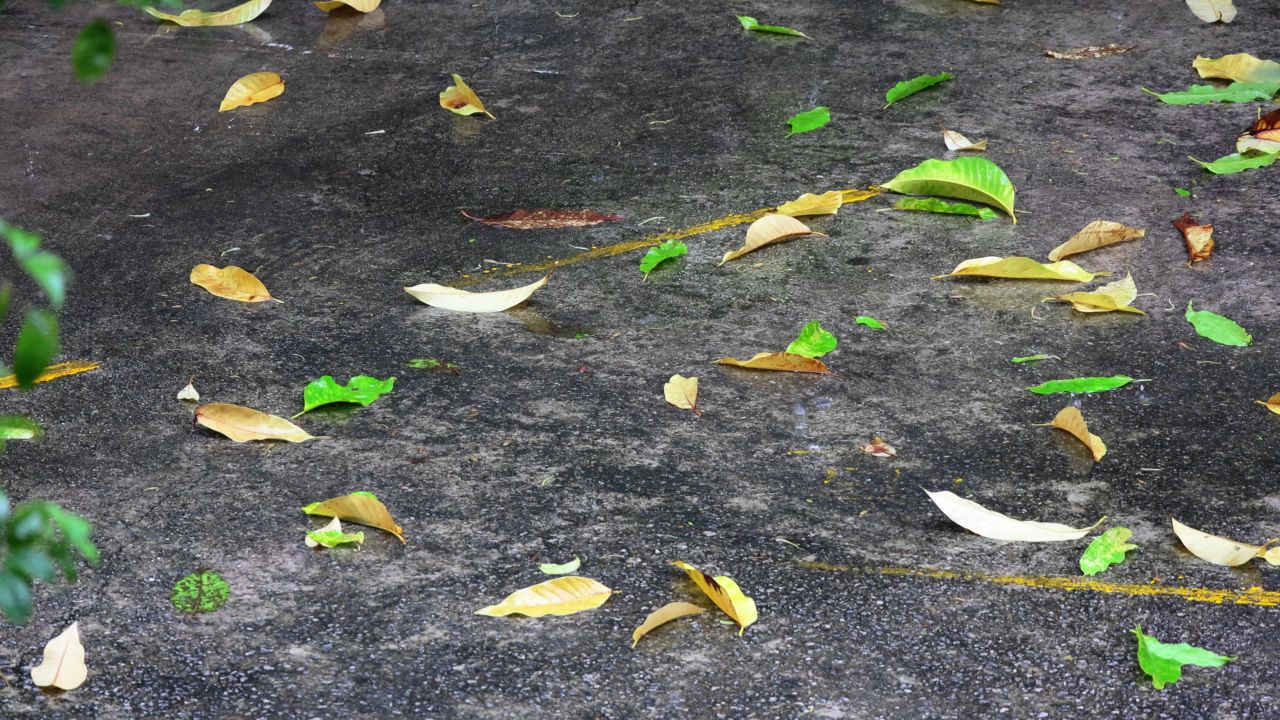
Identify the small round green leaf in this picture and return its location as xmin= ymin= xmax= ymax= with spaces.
xmin=171 ymin=570 xmax=230 ymax=615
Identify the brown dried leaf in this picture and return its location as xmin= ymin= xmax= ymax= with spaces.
xmin=196 ymin=402 xmax=317 ymax=443
xmin=190 ymin=264 xmax=276 ymax=303
xmin=1237 ymin=108 xmax=1280 ymax=155
xmin=1047 ymin=221 xmax=1145 ymax=262
xmin=1172 ymin=213 xmax=1213 ymax=265
xmin=859 ymin=438 xmax=897 ymax=457
xmin=460 ymin=208 xmax=622 ymax=229
xmin=719 ymin=213 xmax=824 ymax=266
xmin=713 ymin=351 xmax=830 ymax=374
xmin=1042 ymin=406 xmax=1107 ymax=461
xmin=1044 ymin=44 xmax=1135 ymax=60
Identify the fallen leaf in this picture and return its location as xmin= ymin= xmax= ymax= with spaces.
xmin=672 ymin=560 xmax=756 ymax=634
xmin=538 ymin=557 xmax=581 ymax=575
xmin=177 ymin=378 xmax=200 ymax=402
xmin=219 ymin=71 xmax=284 ymax=112
xmin=1052 ymin=273 xmax=1146 ymax=314
xmin=714 ymin=351 xmax=830 ymax=374
xmin=0 ymin=360 xmax=99 ymax=390
xmin=859 ymin=438 xmax=897 ymax=457
xmin=855 ymin=315 xmax=887 ymax=330
xmin=1141 ymin=82 xmax=1279 ymax=105
xmin=1185 ymin=0 xmax=1237 ymax=23
xmin=475 ymin=576 xmax=613 ymax=617
xmin=0 ymin=415 xmax=41 ymax=449
xmin=785 ymin=321 xmax=837 ymax=358
xmin=1255 ymin=392 xmax=1280 ymax=415
xmin=1011 ymin=354 xmax=1056 ymax=363
xmin=295 ymin=375 xmax=394 ymax=416
xmin=31 ymin=622 xmax=87 ymax=690
xmin=1172 ymin=213 xmax=1213 ymax=264
xmin=305 ymin=516 xmax=365 ymax=548
xmin=776 ymin=191 xmax=843 ymax=217
xmin=640 ymin=240 xmax=688 ymax=277
xmin=460 ymin=208 xmax=622 ymax=229
xmin=170 ymin=570 xmax=230 ymax=614
xmin=1190 ymin=151 xmax=1279 ymax=175
xmin=787 ymin=107 xmax=830 ymax=136
xmin=1041 ymin=406 xmax=1107 ymax=461
xmin=302 ymin=491 xmax=404 ymax=542
xmin=1079 ymin=527 xmax=1137 ymax=575
xmin=926 ymin=490 xmax=1103 ymax=542
xmin=1133 ymin=625 xmax=1234 ymax=690
xmin=941 ymin=124 xmax=987 ymax=152
xmin=1171 ymin=518 xmax=1272 ymax=566
xmin=196 ymin=402 xmax=317 ymax=443
xmin=404 ymin=275 xmax=549 ymax=313
xmin=1044 ymin=44 xmax=1134 ymax=60
xmin=1047 ymin=221 xmax=1146 ymax=262
xmin=1027 ymin=375 xmax=1135 ymax=395
xmin=144 ymin=0 xmax=271 ymax=26
xmin=1185 ymin=301 xmax=1251 ymax=347
xmin=1193 ymin=53 xmax=1280 ymax=84
xmin=933 ymin=256 xmax=1104 ymax=282
xmin=663 ymin=374 xmax=701 ymax=416
xmin=439 ymin=73 xmax=494 ymax=118
xmin=1174 ymin=187 xmax=1192 ymax=197
xmin=736 ymin=15 xmax=808 ymax=38
xmin=882 ymin=156 xmax=1016 ymax=221
xmin=718 ymin=213 xmax=823 ymax=266
xmin=884 ymin=72 xmax=953 ymax=108
xmin=631 ymin=601 xmax=705 ymax=648
xmin=891 ymin=197 xmax=997 ymax=220
xmin=1236 ymin=108 xmax=1280 ymax=155
xmin=190 ymin=264 xmax=275 ymax=302
xmin=314 ymin=0 xmax=379 ymax=11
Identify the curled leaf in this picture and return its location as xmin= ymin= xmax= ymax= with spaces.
xmin=475 ymin=576 xmax=612 ymax=617
xmin=305 ymin=517 xmax=365 ymax=548
xmin=884 ymin=72 xmax=952 ymax=108
xmin=933 ymin=256 xmax=1103 ymax=282
xmin=461 ymin=208 xmax=621 ymax=229
xmin=1236 ymin=108 xmax=1280 ymax=155
xmin=144 ymin=0 xmax=271 ymax=26
xmin=404 ymin=275 xmax=549 ymax=313
xmin=736 ymin=15 xmax=808 ymax=38
xmin=302 ymin=491 xmax=404 ymax=542
xmin=785 ymin=321 xmax=837 ymax=359
xmin=631 ymin=601 xmax=705 ymax=648
xmin=1185 ymin=302 xmax=1251 ymax=347
xmin=719 ymin=214 xmax=823 ymax=266
xmin=1255 ymin=392 xmax=1280 ymax=415
xmin=1047 ymin=220 xmax=1145 ymax=262
xmin=440 ymin=73 xmax=494 ymax=118
xmin=1026 ymin=375 xmax=1135 ymax=395
xmin=776 ymin=191 xmax=842 ymax=217
xmin=177 ymin=379 xmax=200 ymax=402
xmin=1185 ymin=0 xmax=1237 ymax=23
xmin=1193 ymin=53 xmax=1280 ymax=84
xmin=219 ymin=71 xmax=284 ymax=112
xmin=714 ymin=351 xmax=830 ymax=374
xmin=663 ymin=374 xmax=700 ymax=416
xmin=1053 ymin=273 xmax=1145 ymax=314
xmin=640 ymin=240 xmax=688 ymax=277
xmin=672 ymin=561 xmax=756 ymax=634
xmin=1079 ymin=527 xmax=1137 ymax=576
xmin=926 ymin=490 xmax=1102 ymax=542
xmin=1171 ymin=518 xmax=1273 ymax=566
xmin=859 ymin=438 xmax=897 ymax=457
xmin=190 ymin=264 xmax=275 ymax=302
xmin=296 ymin=375 xmax=394 ymax=416
xmin=941 ymin=125 xmax=987 ymax=152
xmin=882 ymin=156 xmax=1016 ymax=221
xmin=196 ymin=402 xmax=317 ymax=443
xmin=31 ymin=622 xmax=87 ymax=690
xmin=891 ymin=197 xmax=997 ymax=220
xmin=314 ymin=0 xmax=379 ymax=10
xmin=1011 ymin=354 xmax=1055 ymax=363
xmin=855 ymin=315 xmax=886 ymax=330
xmin=170 ymin=570 xmax=230 ymax=614
xmin=786 ymin=107 xmax=830 ymax=136
xmin=1172 ymin=213 xmax=1213 ymax=264
xmin=538 ymin=557 xmax=581 ymax=575
xmin=1133 ymin=625 xmax=1234 ymax=690
xmin=1042 ymin=406 xmax=1107 ymax=461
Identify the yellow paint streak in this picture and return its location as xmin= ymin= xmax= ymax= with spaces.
xmin=455 ymin=188 xmax=880 ymax=287
xmin=0 ymin=361 xmax=100 ymax=390
xmin=798 ymin=561 xmax=1280 ymax=608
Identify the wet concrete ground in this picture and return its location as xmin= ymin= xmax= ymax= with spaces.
xmin=2 ymin=1 xmax=1280 ymax=718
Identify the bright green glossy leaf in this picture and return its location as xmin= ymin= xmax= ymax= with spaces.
xmin=882 ymin=156 xmax=1017 ymax=222
xmin=786 ymin=321 xmax=837 ymax=358
xmin=884 ymin=72 xmax=952 ymax=108
xmin=892 ymin=197 xmax=998 ymax=220
xmin=1174 ymin=187 xmax=1191 ymax=197
xmin=854 ymin=316 xmax=886 ymax=330
xmin=296 ymin=375 xmax=395 ymax=416
xmin=2 ymin=222 xmax=68 ymax=309
xmin=1190 ymin=151 xmax=1279 ymax=174
xmin=787 ymin=107 xmax=830 ymax=136
xmin=737 ymin=15 xmax=809 ymax=38
xmin=1185 ymin=302 xmax=1251 ymax=347
xmin=1132 ymin=625 xmax=1233 ymax=690
xmin=72 ymin=19 xmax=114 ymax=84
xmin=639 ymin=240 xmax=688 ymax=276
xmin=14 ymin=309 xmax=58 ymax=389
xmin=306 ymin=527 xmax=365 ymax=548
xmin=1080 ymin=527 xmax=1137 ymax=576
xmin=1141 ymin=82 xmax=1280 ymax=104
xmin=170 ymin=570 xmax=230 ymax=615
xmin=0 ymin=569 xmax=33 ymax=624
xmin=0 ymin=415 xmax=41 ymax=452
xmin=1011 ymin=354 xmax=1055 ymax=363
xmin=539 ymin=557 xmax=581 ymax=575
xmin=1027 ymin=375 xmax=1135 ymax=395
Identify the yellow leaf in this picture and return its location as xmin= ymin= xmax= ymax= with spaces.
xmin=1047 ymin=220 xmax=1146 ymax=262
xmin=1041 ymin=406 xmax=1107 ymax=461
xmin=631 ymin=601 xmax=705 ymax=648
xmin=219 ymin=71 xmax=284 ymax=112
xmin=941 ymin=125 xmax=988 ymax=152
xmin=713 ymin=351 xmax=831 ymax=375
xmin=671 ymin=561 xmax=757 ymax=634
xmin=404 ymin=275 xmax=548 ymax=313
xmin=31 ymin=622 xmax=87 ymax=690
xmin=195 ymin=402 xmax=317 ymax=443
xmin=440 ymin=73 xmax=495 ymax=119
xmin=1265 ymin=547 xmax=1280 ymax=565
xmin=1193 ymin=53 xmax=1280 ymax=84
xmin=190 ymin=264 xmax=276 ymax=302
xmin=933 ymin=256 xmax=1105 ymax=282
xmin=1185 ymin=0 xmax=1237 ymax=23
xmin=145 ymin=0 xmax=272 ymax=27
xmin=663 ymin=374 xmax=701 ymax=416
xmin=0 ymin=360 xmax=99 ymax=390
xmin=775 ymin=191 xmax=843 ymax=217
xmin=926 ymin=490 xmax=1103 ymax=542
xmin=314 ymin=0 xmax=379 ymax=11
xmin=475 ymin=576 xmax=613 ymax=617
xmin=1171 ymin=518 xmax=1271 ymax=566
xmin=302 ymin=491 xmax=404 ymax=542
xmin=1255 ymin=392 xmax=1280 ymax=415
xmin=1053 ymin=273 xmax=1146 ymax=314
xmin=719 ymin=213 xmax=824 ymax=266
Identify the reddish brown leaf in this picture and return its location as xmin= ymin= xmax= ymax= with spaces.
xmin=460 ymin=208 xmax=623 ymax=229
xmin=1044 ymin=44 xmax=1135 ymax=60
xmin=1172 ymin=213 xmax=1213 ymax=266
xmin=1237 ymin=107 xmax=1280 ymax=154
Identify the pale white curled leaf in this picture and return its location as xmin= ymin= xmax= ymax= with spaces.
xmin=1171 ymin=518 xmax=1272 ymax=566
xmin=926 ymin=490 xmax=1102 ymax=542
xmin=31 ymin=622 xmax=87 ymax=690
xmin=404 ymin=275 xmax=549 ymax=313
xmin=942 ymin=125 xmax=988 ymax=151
xmin=1185 ymin=0 xmax=1236 ymax=23
xmin=177 ymin=379 xmax=200 ymax=402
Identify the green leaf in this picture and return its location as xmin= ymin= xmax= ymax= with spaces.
xmin=0 ymin=569 xmax=33 ymax=624
xmin=786 ymin=321 xmax=837 ymax=358
xmin=1141 ymin=82 xmax=1280 ymax=105
xmin=737 ymin=15 xmax=809 ymax=38
xmin=892 ymin=197 xmax=998 ymax=220
xmin=296 ymin=375 xmax=395 ymax=416
xmin=787 ymin=107 xmax=830 ymax=136
xmin=407 ymin=358 xmax=458 ymax=372
xmin=1185 ymin=302 xmax=1251 ymax=347
xmin=14 ymin=309 xmax=58 ymax=389
xmin=639 ymin=240 xmax=688 ymax=276
xmin=1132 ymin=625 xmax=1233 ymax=690
xmin=884 ymin=72 xmax=952 ymax=108
xmin=0 ymin=415 xmax=41 ymax=453
xmin=1027 ymin=375 xmax=1135 ymax=395
xmin=1 ymin=222 xmax=69 ymax=309
xmin=72 ymin=19 xmax=114 ymax=84
xmin=882 ymin=156 xmax=1017 ymax=222
xmin=1011 ymin=354 xmax=1055 ymax=363
xmin=854 ymin=316 xmax=886 ymax=330
xmin=5 ymin=547 xmax=57 ymax=583
xmin=539 ymin=557 xmax=581 ymax=575
xmin=1079 ymin=527 xmax=1137 ymax=576
xmin=1174 ymin=187 xmax=1191 ymax=197
xmin=47 ymin=505 xmax=98 ymax=564
xmin=1190 ymin=151 xmax=1279 ymax=175
xmin=0 ymin=282 xmax=10 ymax=321
xmin=306 ymin=527 xmax=365 ymax=548
xmin=171 ymin=570 xmax=230 ymax=615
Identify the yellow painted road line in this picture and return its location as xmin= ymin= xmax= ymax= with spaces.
xmin=455 ymin=188 xmax=881 ymax=287
xmin=798 ymin=561 xmax=1280 ymax=608
xmin=0 ymin=360 xmax=101 ymax=390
